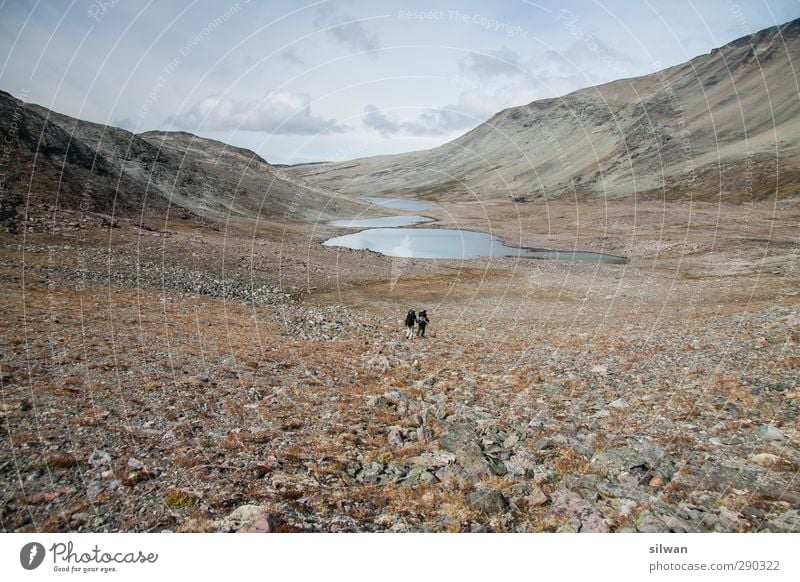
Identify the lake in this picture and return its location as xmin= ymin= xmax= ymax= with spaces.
xmin=322 ymin=227 xmax=628 ymax=263
xmin=328 ymin=215 xmax=433 ymax=228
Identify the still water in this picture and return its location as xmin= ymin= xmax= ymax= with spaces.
xmin=322 ymin=228 xmax=627 ymax=263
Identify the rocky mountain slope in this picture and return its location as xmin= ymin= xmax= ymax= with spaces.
xmin=1 ymin=208 xmax=798 ymax=532
xmin=290 ymin=18 xmax=800 ymax=202
xmin=0 ymin=90 xmax=366 ymax=232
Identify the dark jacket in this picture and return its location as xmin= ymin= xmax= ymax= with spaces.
xmin=405 ymin=310 xmax=416 ymax=327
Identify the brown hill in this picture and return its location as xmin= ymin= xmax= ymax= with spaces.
xmin=0 ymin=90 xmax=365 ymax=232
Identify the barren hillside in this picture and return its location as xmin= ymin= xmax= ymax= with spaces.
xmin=0 ymin=90 xmax=370 ymax=233
xmin=290 ymin=18 xmax=800 ymax=202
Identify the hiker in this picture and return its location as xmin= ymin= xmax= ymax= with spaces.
xmin=416 ymin=310 xmax=429 ymax=338
xmin=404 ymin=309 xmax=417 ymax=339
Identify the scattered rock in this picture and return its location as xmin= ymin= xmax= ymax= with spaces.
xmin=756 ymin=424 xmax=785 ymax=441
xmin=504 ymin=449 xmax=537 ymax=478
xmin=238 ymin=514 xmax=278 ymax=533
xmin=466 ymin=489 xmax=509 ymax=515
xmin=127 ymin=457 xmax=145 ymax=471
xmin=407 ymin=451 xmax=456 ymax=469
xmin=88 ymin=450 xmax=112 ymax=468
xmin=550 ymin=489 xmax=609 ymax=532
xmin=502 ymin=433 xmax=520 ymax=449
xmin=215 ymin=505 xmax=271 ymax=532
xmin=748 ymin=453 xmax=789 ymax=469
xmin=387 ymin=427 xmax=404 ymax=448
xmin=366 ymin=355 xmax=390 ymax=374
xmin=434 ymin=464 xmax=466 ymax=485
xmin=717 ymin=507 xmax=743 ymax=531
xmin=355 ymin=462 xmax=384 ymax=484
xmin=438 ymin=423 xmax=493 ymax=477
xmin=526 ymin=487 xmax=549 ymax=507
xmin=763 ymin=510 xmax=800 ymax=532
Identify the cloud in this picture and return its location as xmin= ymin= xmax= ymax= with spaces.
xmin=363 ymin=104 xmax=400 ymax=136
xmin=460 ymin=46 xmax=528 ymax=78
xmin=544 ymin=34 xmax=635 ymax=78
xmin=169 ymin=92 xmax=345 ymax=135
xmin=314 ymin=4 xmax=379 ymax=55
xmin=363 ymin=92 xmax=497 ymax=138
xmin=279 ymin=47 xmax=304 ymax=65
xmin=402 ymin=91 xmax=500 ymax=136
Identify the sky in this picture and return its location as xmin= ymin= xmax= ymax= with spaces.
xmin=1 ymin=0 xmax=798 ymax=164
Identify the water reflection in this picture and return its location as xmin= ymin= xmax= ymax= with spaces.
xmin=323 ymin=228 xmax=627 ymax=263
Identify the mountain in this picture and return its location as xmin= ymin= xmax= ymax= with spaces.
xmin=289 ymin=18 xmax=800 ymax=202
xmin=0 ymin=90 xmax=364 ymax=231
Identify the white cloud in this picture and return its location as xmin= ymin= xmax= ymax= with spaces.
xmin=363 ymin=104 xmax=400 ymax=136
xmin=460 ymin=46 xmax=528 ymax=78
xmin=314 ymin=4 xmax=379 ymax=55
xmin=169 ymin=92 xmax=344 ymax=135
xmin=362 ymin=91 xmax=500 ymax=138
xmin=279 ymin=47 xmax=304 ymax=66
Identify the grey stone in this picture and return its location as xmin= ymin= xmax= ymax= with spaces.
xmin=607 ymin=398 xmax=629 ymax=409
xmin=419 ymin=470 xmax=436 ymax=484
xmin=504 ymin=448 xmax=538 ymax=478
xmin=434 ymin=464 xmax=467 ymax=485
xmin=387 ymin=427 xmax=404 ymax=448
xmin=467 ymin=489 xmax=509 ymax=515
xmin=88 ymin=449 xmax=111 ymax=468
xmin=550 ymin=489 xmax=609 ymax=532
xmin=717 ymin=507 xmax=743 ymax=531
xmin=541 ymin=383 xmax=563 ymax=394
xmin=438 ymin=422 xmax=492 ymax=477
xmin=756 ymin=424 xmax=785 ymax=441
xmin=356 ymin=461 xmax=383 ymax=484
xmin=215 ymin=505 xmax=270 ymax=532
xmin=237 ymin=515 xmax=278 ymax=533
xmin=406 ymin=451 xmax=456 ymax=469
xmin=527 ymin=488 xmax=549 ymax=507
xmin=127 ymin=457 xmax=144 ymax=471
xmin=595 ymin=480 xmax=651 ymax=503
xmin=532 ymin=463 xmax=555 ymax=485
xmin=402 ymin=466 xmax=425 ymax=487
xmin=485 ymin=455 xmax=508 ymax=476
xmin=502 ymin=433 xmax=520 ymax=449
xmin=749 ymin=453 xmax=782 ymax=468
xmin=590 ymin=441 xmax=674 ymax=483
xmin=764 ymin=510 xmax=800 ymax=532
xmin=562 ymin=474 xmax=601 ymax=502
xmin=417 ymin=425 xmax=434 ymax=443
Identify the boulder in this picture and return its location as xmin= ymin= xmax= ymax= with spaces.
xmin=467 ymin=489 xmax=509 ymax=515
xmin=438 ymin=423 xmax=492 ymax=477
xmin=550 ymin=489 xmax=609 ymax=532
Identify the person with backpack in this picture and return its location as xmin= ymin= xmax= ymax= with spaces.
xmin=416 ymin=310 xmax=429 ymax=338
xmin=404 ymin=309 xmax=417 ymax=339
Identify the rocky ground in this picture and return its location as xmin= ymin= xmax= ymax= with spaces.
xmin=1 ymin=198 xmax=798 ymax=532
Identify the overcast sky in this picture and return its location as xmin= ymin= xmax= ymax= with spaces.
xmin=1 ymin=0 xmax=798 ymax=163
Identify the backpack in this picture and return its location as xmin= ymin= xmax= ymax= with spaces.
xmin=405 ymin=311 xmax=416 ymax=326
